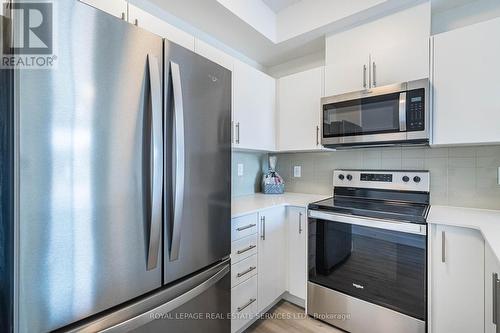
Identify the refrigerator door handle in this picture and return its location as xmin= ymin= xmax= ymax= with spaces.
xmin=170 ymin=61 xmax=185 ymax=262
xmin=147 ymin=54 xmax=163 ymax=271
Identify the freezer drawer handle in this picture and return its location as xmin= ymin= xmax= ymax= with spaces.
xmin=146 ymin=54 xmax=163 ymax=271
xmin=237 ymin=245 xmax=256 ymax=255
xmin=169 ymin=61 xmax=186 ymax=262
xmin=237 ymin=266 xmax=256 ymax=278
xmin=95 ymin=262 xmax=231 ymax=333
xmin=237 ymin=298 xmax=256 ymax=313
xmin=237 ymin=224 xmax=256 ymax=232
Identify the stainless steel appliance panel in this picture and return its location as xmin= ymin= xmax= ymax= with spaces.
xmin=307 ymin=282 xmax=425 ymax=333
xmin=164 ymin=42 xmax=232 ymax=284
xmin=17 ymin=2 xmax=163 ymax=331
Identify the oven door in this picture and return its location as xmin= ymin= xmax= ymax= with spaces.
xmin=308 ymin=210 xmax=427 ymax=321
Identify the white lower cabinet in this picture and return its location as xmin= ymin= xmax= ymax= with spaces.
xmin=231 ymin=275 xmax=258 ymax=333
xmin=258 ymin=207 xmax=286 ymax=313
xmin=286 ymin=207 xmax=307 ymax=300
xmin=486 ymin=243 xmax=500 ymax=333
xmin=430 ymin=224 xmax=485 ymax=333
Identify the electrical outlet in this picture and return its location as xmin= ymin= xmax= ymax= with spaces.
xmin=293 ymin=165 xmax=301 ymax=178
xmin=237 ymin=163 xmax=244 ymax=177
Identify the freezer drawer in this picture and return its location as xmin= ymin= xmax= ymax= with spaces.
xmin=62 ymin=260 xmax=231 ymax=333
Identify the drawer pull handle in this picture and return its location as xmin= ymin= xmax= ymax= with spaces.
xmin=237 ymin=266 xmax=256 ymax=278
xmin=237 ymin=298 xmax=256 ymax=313
xmin=237 ymin=224 xmax=256 ymax=232
xmin=237 ymin=245 xmax=256 ymax=255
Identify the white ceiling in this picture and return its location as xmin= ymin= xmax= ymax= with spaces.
xmin=261 ymin=0 xmax=302 ymax=13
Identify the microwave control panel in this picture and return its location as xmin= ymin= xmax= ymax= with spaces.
xmin=407 ymin=88 xmax=425 ymax=131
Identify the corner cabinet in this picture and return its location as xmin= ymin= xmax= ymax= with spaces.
xmin=324 ymin=2 xmax=430 ymax=96
xmin=277 ymin=68 xmax=323 ymax=151
xmin=286 ymin=207 xmax=307 ymax=300
xmin=432 ymin=17 xmax=500 ymax=145
xmin=257 ymin=207 xmax=286 ymax=312
xmin=233 ymin=60 xmax=276 ymax=151
xmin=78 ymin=0 xmax=127 ymax=19
xmin=429 ymin=224 xmax=485 ymax=333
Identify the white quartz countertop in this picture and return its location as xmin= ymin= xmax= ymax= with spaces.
xmin=428 ymin=205 xmax=500 ymax=261
xmin=231 ymin=192 xmax=328 ymax=218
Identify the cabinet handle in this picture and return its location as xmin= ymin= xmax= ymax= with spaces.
xmin=235 ymin=122 xmax=240 ymax=144
xmin=363 ymin=65 xmax=367 ymax=89
xmin=441 ymin=231 xmax=445 ymax=263
xmin=299 ymin=212 xmax=303 ymax=234
xmin=260 ymin=216 xmax=266 ymax=240
xmin=316 ymin=126 xmax=320 ymax=146
xmin=237 ymin=266 xmax=256 ymax=278
xmin=237 ymin=298 xmax=256 ymax=313
xmin=121 ymin=12 xmax=126 ymax=20
xmin=236 ymin=244 xmax=256 ymax=255
xmin=134 ymin=19 xmax=138 ymax=26
xmin=237 ymin=224 xmax=256 ymax=232
xmin=372 ymin=61 xmax=377 ymax=87
xmin=494 ymin=273 xmax=498 ymax=325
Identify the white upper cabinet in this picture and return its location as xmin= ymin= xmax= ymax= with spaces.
xmin=79 ymin=0 xmax=127 ymax=19
xmin=432 ymin=17 xmax=500 ymax=146
xmin=430 ymin=224 xmax=484 ymax=333
xmin=277 ymin=67 xmax=323 ymax=151
xmin=127 ymin=4 xmax=195 ymax=51
xmin=324 ymin=2 xmax=430 ymax=96
xmin=194 ymin=39 xmax=233 ymax=71
xmin=233 ymin=60 xmax=276 ymax=151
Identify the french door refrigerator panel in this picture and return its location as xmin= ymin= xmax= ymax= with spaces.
xmin=164 ymin=41 xmax=232 ymax=285
xmin=16 ymin=2 xmax=163 ymax=332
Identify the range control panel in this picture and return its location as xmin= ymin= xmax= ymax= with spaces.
xmin=334 ymin=170 xmax=430 ymax=192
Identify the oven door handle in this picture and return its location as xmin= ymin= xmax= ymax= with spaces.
xmin=308 ymin=210 xmax=426 ymax=235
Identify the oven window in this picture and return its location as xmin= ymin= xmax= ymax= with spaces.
xmin=308 ymin=219 xmax=426 ymax=320
xmin=323 ymin=92 xmax=401 ymax=137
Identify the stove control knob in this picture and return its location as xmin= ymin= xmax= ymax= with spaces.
xmin=346 ymin=174 xmax=353 ymax=181
xmin=402 ymin=176 xmax=410 ymax=183
xmin=413 ymin=176 xmax=421 ymax=183
xmin=338 ymin=174 xmax=345 ymax=180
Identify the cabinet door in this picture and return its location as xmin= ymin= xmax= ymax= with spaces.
xmin=128 ymin=4 xmax=195 ymax=51
xmin=79 ymin=0 xmax=127 ymax=19
xmin=486 ymin=243 xmax=500 ymax=333
xmin=433 ymin=17 xmax=500 ymax=145
xmin=233 ymin=60 xmax=276 ymax=151
xmin=368 ymin=2 xmax=430 ymax=88
xmin=278 ymin=68 xmax=323 ymax=151
xmin=286 ymin=207 xmax=307 ymax=300
xmin=258 ymin=207 xmax=286 ymax=312
xmin=431 ymin=224 xmax=484 ymax=333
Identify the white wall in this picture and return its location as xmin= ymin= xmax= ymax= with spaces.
xmin=432 ymin=0 xmax=500 ymax=34
xmin=276 ymin=0 xmax=385 ymax=42
xmin=267 ymin=51 xmax=324 ymax=78
xmin=216 ymin=0 xmax=277 ymax=42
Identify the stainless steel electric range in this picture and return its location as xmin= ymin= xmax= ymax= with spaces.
xmin=307 ymin=170 xmax=430 ymax=333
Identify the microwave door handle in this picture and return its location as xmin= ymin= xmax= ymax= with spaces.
xmin=170 ymin=61 xmax=185 ymax=262
xmin=399 ymin=92 xmax=407 ymax=132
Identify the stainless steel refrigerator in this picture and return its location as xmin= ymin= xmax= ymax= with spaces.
xmin=0 ymin=1 xmax=231 ymax=332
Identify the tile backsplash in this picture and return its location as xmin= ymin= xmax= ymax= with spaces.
xmin=232 ymin=151 xmax=268 ymax=197
xmin=271 ymin=146 xmax=500 ymax=210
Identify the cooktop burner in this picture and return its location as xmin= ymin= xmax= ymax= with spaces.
xmin=308 ymin=170 xmax=431 ymax=224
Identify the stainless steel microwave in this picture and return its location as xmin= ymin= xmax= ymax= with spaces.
xmin=321 ymin=78 xmax=429 ymax=148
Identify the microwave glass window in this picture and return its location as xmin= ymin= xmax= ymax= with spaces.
xmin=323 ymin=92 xmax=401 ymax=137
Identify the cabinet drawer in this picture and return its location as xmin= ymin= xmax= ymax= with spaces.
xmin=231 ymin=213 xmax=258 ymax=241
xmin=231 ymin=275 xmax=258 ymax=333
xmin=231 ymin=234 xmax=258 ymax=264
xmin=231 ymin=254 xmax=258 ymax=288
